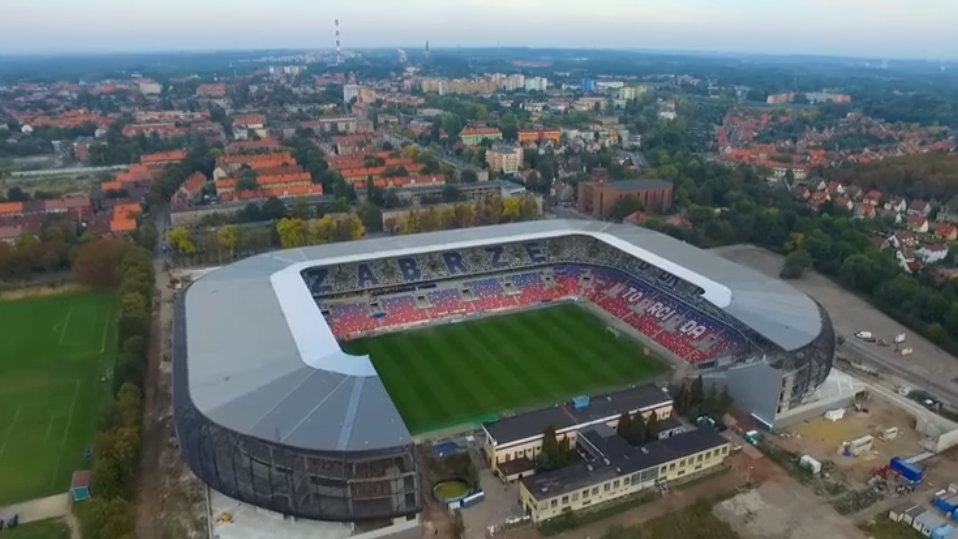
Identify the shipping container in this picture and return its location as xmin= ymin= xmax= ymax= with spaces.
xmin=933 ymin=524 xmax=956 ymax=539
xmin=905 ymin=506 xmax=928 ymax=525
xmin=891 ymin=501 xmax=920 ymax=522
xmin=892 ymin=457 xmax=925 ymax=483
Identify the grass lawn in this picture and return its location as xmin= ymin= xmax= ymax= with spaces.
xmin=1 ymin=518 xmax=71 ymax=539
xmin=859 ymin=515 xmax=925 ymax=539
xmin=343 ymin=304 xmax=667 ymax=434
xmin=601 ymin=500 xmax=740 ymax=539
xmin=0 ymin=291 xmax=115 ymax=505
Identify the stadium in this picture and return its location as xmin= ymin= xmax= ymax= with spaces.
xmin=172 ymin=219 xmax=835 ymax=523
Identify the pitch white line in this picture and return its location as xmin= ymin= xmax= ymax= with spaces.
xmin=0 ymin=404 xmax=23 ymax=461
xmin=59 ymin=305 xmax=75 ymax=344
xmin=98 ymin=303 xmax=112 ymax=354
xmin=42 ymin=413 xmax=56 ymax=446
xmin=50 ymin=380 xmax=81 ymax=487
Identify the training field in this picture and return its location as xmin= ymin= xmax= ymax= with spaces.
xmin=0 ymin=291 xmax=115 ymax=505
xmin=344 ymin=304 xmax=667 ymax=434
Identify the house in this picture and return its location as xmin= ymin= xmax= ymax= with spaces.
xmin=863 ymin=189 xmax=883 ymax=207
xmin=826 ymin=181 xmax=846 ymax=195
xmin=907 ymin=199 xmax=932 ymax=218
xmin=854 ymin=202 xmax=877 ymax=219
xmin=918 ymin=244 xmax=949 ymax=265
xmin=460 ymin=127 xmax=503 ymax=146
xmin=110 ymin=202 xmax=141 ymax=234
xmin=906 ymin=216 xmax=929 ymax=233
xmin=884 ymin=196 xmax=907 ymax=214
xmin=792 ymin=184 xmax=810 ymax=200
xmin=892 ymin=230 xmax=919 ymax=248
xmin=196 ymin=83 xmax=227 ymax=97
xmin=935 ymin=222 xmax=958 ymax=241
xmin=232 ymin=113 xmax=268 ymax=140
xmin=486 ymin=143 xmax=524 ymax=175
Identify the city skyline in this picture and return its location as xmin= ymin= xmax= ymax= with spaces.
xmin=1 ymin=0 xmax=956 ymax=60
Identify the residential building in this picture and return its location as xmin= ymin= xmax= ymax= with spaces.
xmin=196 ymin=83 xmax=227 ymax=97
xmin=137 ymin=78 xmax=163 ymax=95
xmin=503 ymin=74 xmax=525 ymax=92
xmin=518 ymin=429 xmax=729 ymax=523
xmin=518 ymin=128 xmax=561 ymax=144
xmin=918 ymin=244 xmax=949 ymax=265
xmin=577 ymin=175 xmax=673 ymax=219
xmin=907 ymin=200 xmax=932 ymax=218
xmin=343 ymin=83 xmax=360 ymax=103
xmin=232 ymin=113 xmax=268 ymax=140
xmin=487 ymin=143 xmax=524 ymax=175
xmin=906 ymin=216 xmax=929 ymax=233
xmin=936 ymin=222 xmax=958 ymax=241
xmin=482 ymin=384 xmax=675 ymax=481
xmin=580 ymin=78 xmax=597 ymax=93
xmin=524 ymin=77 xmax=549 ymax=92
xmin=460 ymin=127 xmax=503 ymax=146
xmin=72 ymin=137 xmax=94 ymax=163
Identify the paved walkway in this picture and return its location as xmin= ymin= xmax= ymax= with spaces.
xmin=0 ymin=493 xmax=69 ymax=523
xmin=0 ymin=493 xmax=81 ymax=538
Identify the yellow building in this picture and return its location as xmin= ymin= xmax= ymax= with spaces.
xmin=486 ymin=143 xmax=524 ymax=175
xmin=481 ymin=384 xmax=676 ymax=481
xmin=518 ymin=429 xmax=729 ymax=523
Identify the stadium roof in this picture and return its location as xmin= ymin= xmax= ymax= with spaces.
xmin=181 ymin=219 xmax=823 ymax=452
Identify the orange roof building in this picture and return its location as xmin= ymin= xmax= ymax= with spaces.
xmin=140 ymin=150 xmax=187 ymax=166
xmin=110 ymin=203 xmax=141 ymax=233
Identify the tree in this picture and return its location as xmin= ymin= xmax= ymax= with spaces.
xmin=357 ymin=202 xmax=383 ymax=233
xmin=502 ymin=197 xmax=521 ymax=222
xmin=128 ymin=221 xmax=157 ymax=251
xmin=73 ymin=238 xmax=130 ymax=288
xmin=616 ymin=412 xmax=632 ymax=440
xmin=235 ymin=168 xmax=259 ymax=192
xmin=519 ymin=196 xmax=540 ymax=221
xmin=500 ymin=112 xmax=519 ymax=141
xmin=442 ymin=185 xmax=462 ymax=203
xmin=332 ymin=213 xmax=365 ymax=241
xmin=460 ymin=169 xmax=479 ymax=183
xmin=644 ymin=412 xmax=660 ymax=442
xmin=262 ymin=196 xmax=288 ymax=220
xmin=780 ymin=249 xmax=812 ymax=279
xmin=308 ymin=215 xmax=336 ymax=244
xmin=631 ymin=412 xmax=647 ymax=444
xmin=291 ymin=197 xmax=312 ymax=220
xmin=276 ymin=218 xmax=308 ymax=248
xmin=608 ymin=194 xmax=644 ymax=221
xmin=217 ymin=225 xmax=239 ymax=260
xmin=168 ymin=227 xmax=197 ymax=256
xmin=538 ymin=426 xmax=561 ymax=471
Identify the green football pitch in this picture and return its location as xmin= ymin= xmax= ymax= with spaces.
xmin=0 ymin=291 xmax=115 ymax=505
xmin=343 ymin=303 xmax=667 ymax=434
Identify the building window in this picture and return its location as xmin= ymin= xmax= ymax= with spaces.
xmin=722 ymin=446 xmax=728 ymax=454
xmin=697 ymin=454 xmax=703 ymax=462
xmin=603 ymin=483 xmax=611 ymax=492
xmin=550 ymin=499 xmax=557 ymax=508
xmin=613 ymin=480 xmax=620 ymax=489
xmin=669 ymin=462 xmax=676 ymax=471
xmin=592 ymin=487 xmax=599 ymax=495
xmin=623 ymin=476 xmax=630 ymax=485
xmin=561 ymin=495 xmax=569 ymax=505
xmin=572 ymin=492 xmax=579 ymax=501
xmin=660 ymin=466 xmax=667 ymax=474
xmin=583 ymin=489 xmax=590 ymax=499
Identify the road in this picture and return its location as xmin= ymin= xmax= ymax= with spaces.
xmin=841 ymin=339 xmax=958 ymax=410
xmin=383 ymin=132 xmax=481 ymax=173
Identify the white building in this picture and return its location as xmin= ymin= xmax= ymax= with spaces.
xmin=343 ymin=84 xmax=360 ymax=103
xmin=524 ymin=77 xmax=549 ymax=92
xmin=137 ymin=79 xmax=163 ymax=95
xmin=503 ymin=74 xmax=526 ymax=92
xmin=487 ymin=143 xmax=524 ymax=175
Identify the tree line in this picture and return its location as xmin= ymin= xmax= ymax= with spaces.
xmin=71 ymin=236 xmax=156 ymax=539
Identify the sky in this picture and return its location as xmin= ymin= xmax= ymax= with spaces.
xmin=0 ymin=0 xmax=955 ymax=59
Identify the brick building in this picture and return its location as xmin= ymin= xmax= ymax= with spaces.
xmin=577 ymin=174 xmax=672 ymax=219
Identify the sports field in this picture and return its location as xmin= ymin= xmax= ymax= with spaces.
xmin=343 ymin=304 xmax=667 ymax=434
xmin=0 ymin=291 xmax=115 ymax=505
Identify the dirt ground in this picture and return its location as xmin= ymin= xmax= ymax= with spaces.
xmin=776 ymin=396 xmax=925 ymax=483
xmin=136 ymin=265 xmax=207 ymax=539
xmin=0 ymin=282 xmax=86 ymax=300
xmin=713 ymin=244 xmax=958 ymax=388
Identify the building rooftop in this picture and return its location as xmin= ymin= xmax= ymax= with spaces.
xmin=521 ymin=429 xmax=728 ymax=501
xmin=607 ymin=179 xmax=672 ymax=191
xmin=483 ymin=384 xmax=671 ymax=446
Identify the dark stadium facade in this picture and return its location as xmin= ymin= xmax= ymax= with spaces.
xmin=173 ymin=220 xmax=835 ymax=522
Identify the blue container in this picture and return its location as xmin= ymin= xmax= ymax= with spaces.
xmin=933 ymin=524 xmax=956 ymax=539
xmin=890 ymin=457 xmax=924 ymax=483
